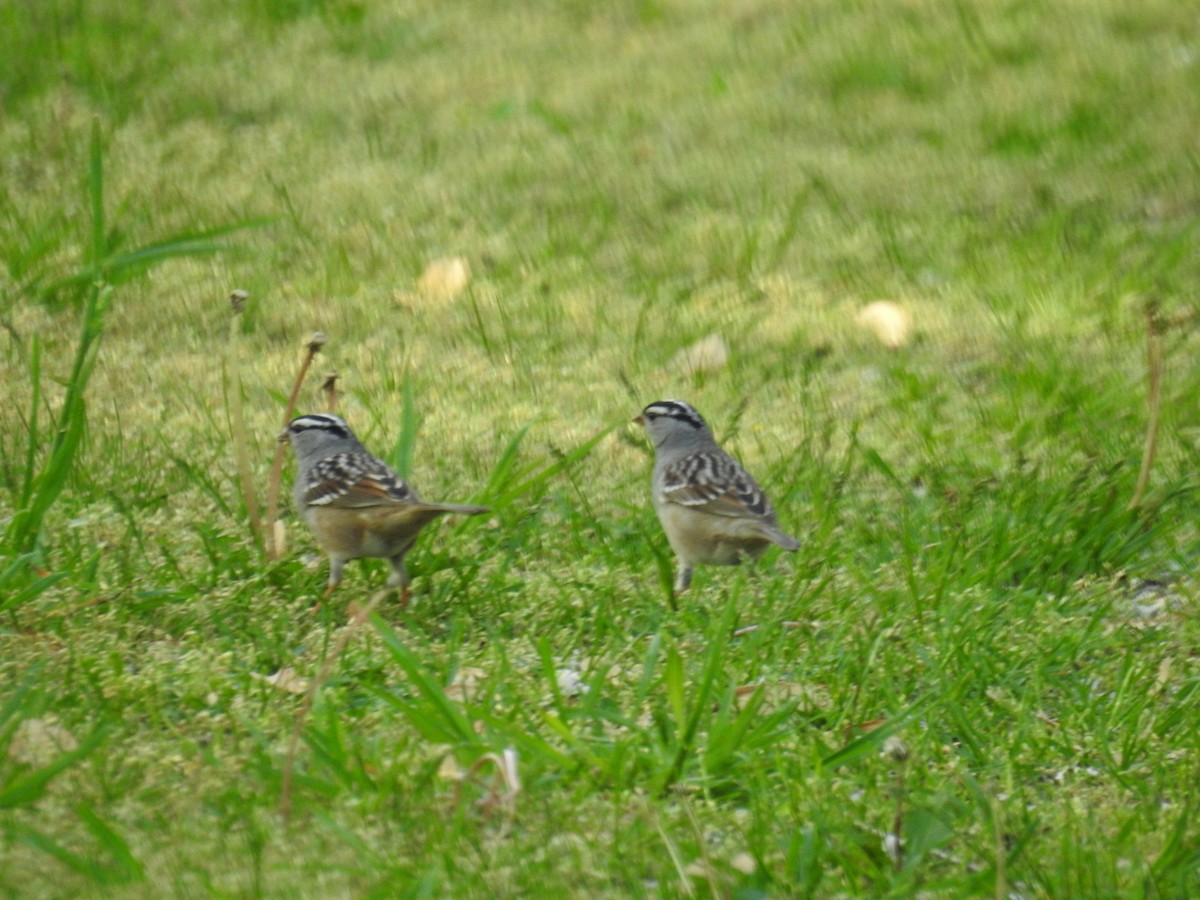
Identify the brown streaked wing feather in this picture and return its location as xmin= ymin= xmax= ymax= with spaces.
xmin=303 ymin=453 xmax=418 ymax=508
xmin=660 ymin=452 xmax=775 ymax=521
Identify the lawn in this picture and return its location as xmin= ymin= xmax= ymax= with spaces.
xmin=2 ymin=0 xmax=1199 ymax=896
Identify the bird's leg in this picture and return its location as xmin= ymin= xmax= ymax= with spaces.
xmin=386 ymin=556 xmax=411 ymax=609
xmin=310 ymin=559 xmax=343 ymax=614
xmin=674 ymin=563 xmax=693 ymax=594
xmin=326 ymin=558 xmax=345 ymax=595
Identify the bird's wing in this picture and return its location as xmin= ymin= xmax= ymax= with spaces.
xmin=659 ymin=452 xmax=775 ymax=520
xmin=302 ymin=452 xmax=418 ymax=508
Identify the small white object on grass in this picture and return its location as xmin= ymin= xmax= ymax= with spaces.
xmin=856 ymin=300 xmax=912 ymax=348
xmin=260 ymin=667 xmax=310 ymax=695
xmin=883 ymin=832 xmax=904 ymax=866
xmin=668 ymin=333 xmax=730 ymax=374
xmin=729 ymin=852 xmax=756 ymax=875
xmin=882 ymin=734 xmax=910 ymax=763
xmin=555 ymin=668 xmax=589 ymax=697
xmin=417 ymin=257 xmax=471 ymax=300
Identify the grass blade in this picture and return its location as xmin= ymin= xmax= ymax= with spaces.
xmin=371 ymin=614 xmax=481 ymax=747
xmin=820 ymin=702 xmax=926 ymax=771
xmin=16 ymin=335 xmax=41 ymax=510
xmin=0 ymin=727 xmax=107 ymax=810
xmin=389 ymin=377 xmax=419 ymax=479
xmin=486 ymin=423 xmax=616 ymax=507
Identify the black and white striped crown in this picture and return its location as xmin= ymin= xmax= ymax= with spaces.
xmin=640 ymin=399 xmax=707 ymax=431
xmin=286 ymin=413 xmax=353 ymax=440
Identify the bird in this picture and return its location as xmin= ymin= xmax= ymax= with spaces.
xmin=279 ymin=413 xmax=489 ymax=602
xmin=634 ymin=399 xmax=800 ymax=592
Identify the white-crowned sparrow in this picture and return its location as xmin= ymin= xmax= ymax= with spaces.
xmin=279 ymin=413 xmax=489 ymax=599
xmin=634 ymin=400 xmax=800 ymax=592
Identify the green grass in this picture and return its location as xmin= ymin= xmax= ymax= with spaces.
xmin=3 ymin=0 xmax=1200 ymax=895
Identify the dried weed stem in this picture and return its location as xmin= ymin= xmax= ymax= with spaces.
xmin=265 ymin=332 xmax=326 ymax=560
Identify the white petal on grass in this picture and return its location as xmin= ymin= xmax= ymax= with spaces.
xmin=436 ymin=748 xmax=465 ymax=781
xmin=729 ymin=852 xmax=756 ymax=875
xmin=856 ymin=300 xmax=912 ymax=348
xmin=883 ymin=832 xmax=904 ymax=866
xmin=882 ymin=735 xmax=910 ymax=763
xmin=668 ymin=333 xmax=730 ymax=374
xmin=555 ymin=668 xmax=589 ymax=697
xmin=417 ymin=257 xmax=471 ymax=300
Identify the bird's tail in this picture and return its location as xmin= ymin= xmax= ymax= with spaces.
xmin=768 ymin=526 xmax=801 ymax=552
xmin=372 ymin=502 xmax=490 ymax=538
xmin=416 ymin=502 xmax=490 ymax=517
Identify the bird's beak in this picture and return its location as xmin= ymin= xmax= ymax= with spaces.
xmin=632 ymin=414 xmax=645 ymax=426
xmin=277 ymin=428 xmax=291 ymax=444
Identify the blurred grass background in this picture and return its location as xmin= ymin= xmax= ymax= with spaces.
xmin=2 ymin=0 xmax=1199 ymax=895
